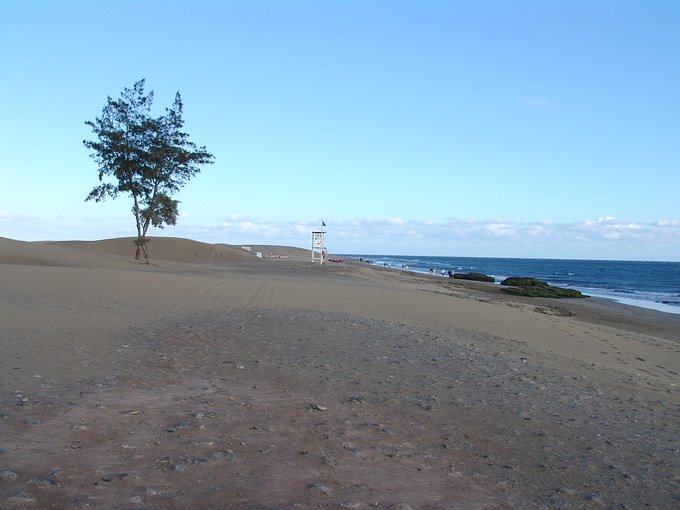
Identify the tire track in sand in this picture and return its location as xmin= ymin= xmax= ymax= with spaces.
xmin=242 ymin=280 xmax=282 ymax=308
xmin=173 ymin=277 xmax=238 ymax=312
xmin=173 ymin=277 xmax=283 ymax=312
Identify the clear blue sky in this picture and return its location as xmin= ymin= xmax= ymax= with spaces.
xmin=1 ymin=0 xmax=678 ymax=260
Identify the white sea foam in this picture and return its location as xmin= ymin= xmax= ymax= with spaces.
xmin=578 ymin=289 xmax=680 ymax=315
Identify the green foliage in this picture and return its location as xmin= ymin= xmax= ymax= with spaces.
xmin=500 ymin=276 xmax=586 ymax=298
xmin=501 ymin=277 xmax=548 ymax=287
xmin=453 ymin=272 xmax=495 ymax=283
xmin=84 ymin=79 xmax=214 ymax=261
xmin=501 ymin=286 xmax=586 ymax=298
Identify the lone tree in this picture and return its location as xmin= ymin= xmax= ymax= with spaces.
xmin=84 ymin=79 xmax=214 ymax=262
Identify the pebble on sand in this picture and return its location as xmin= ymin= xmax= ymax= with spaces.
xmin=0 ymin=470 xmax=18 ymax=481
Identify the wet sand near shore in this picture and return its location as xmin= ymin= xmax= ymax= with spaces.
xmin=1 ymin=237 xmax=679 ymax=509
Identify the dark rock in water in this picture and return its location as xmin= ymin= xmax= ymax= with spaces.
xmin=453 ymin=273 xmax=495 ymax=283
xmin=502 ymin=286 xmax=586 ymax=298
xmin=500 ymin=277 xmax=586 ymax=298
xmin=501 ymin=277 xmax=548 ymax=287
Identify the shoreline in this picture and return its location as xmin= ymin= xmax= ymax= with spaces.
xmin=348 ymin=257 xmax=680 ymax=316
xmin=582 ymin=289 xmax=680 ymax=315
xmin=371 ymin=262 xmax=680 ymax=344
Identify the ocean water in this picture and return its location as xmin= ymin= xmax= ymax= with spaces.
xmin=343 ymin=254 xmax=680 ymax=315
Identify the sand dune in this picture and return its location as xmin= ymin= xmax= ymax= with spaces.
xmin=1 ymin=236 xmax=314 ymax=268
xmin=49 ymin=237 xmax=258 ymax=264
xmin=0 ymin=236 xmax=132 ymax=269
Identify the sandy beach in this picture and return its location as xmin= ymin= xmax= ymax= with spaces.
xmin=1 ymin=236 xmax=678 ymax=509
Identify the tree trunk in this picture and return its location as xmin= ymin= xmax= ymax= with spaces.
xmin=140 ymin=216 xmax=152 ymax=264
xmin=134 ymin=237 xmax=150 ymax=264
xmin=132 ymin=192 xmax=146 ymax=262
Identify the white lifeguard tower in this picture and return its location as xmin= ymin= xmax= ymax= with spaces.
xmin=311 ymin=229 xmax=326 ymax=264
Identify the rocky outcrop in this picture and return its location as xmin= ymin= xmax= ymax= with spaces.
xmin=453 ymin=273 xmax=495 ymax=283
xmin=500 ymin=277 xmax=586 ymax=298
xmin=501 ymin=277 xmax=548 ymax=287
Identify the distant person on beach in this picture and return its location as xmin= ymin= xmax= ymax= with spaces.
xmin=448 ymin=270 xmax=454 ymax=278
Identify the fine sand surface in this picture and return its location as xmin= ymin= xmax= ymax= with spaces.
xmin=1 ymin=237 xmax=678 ymax=509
